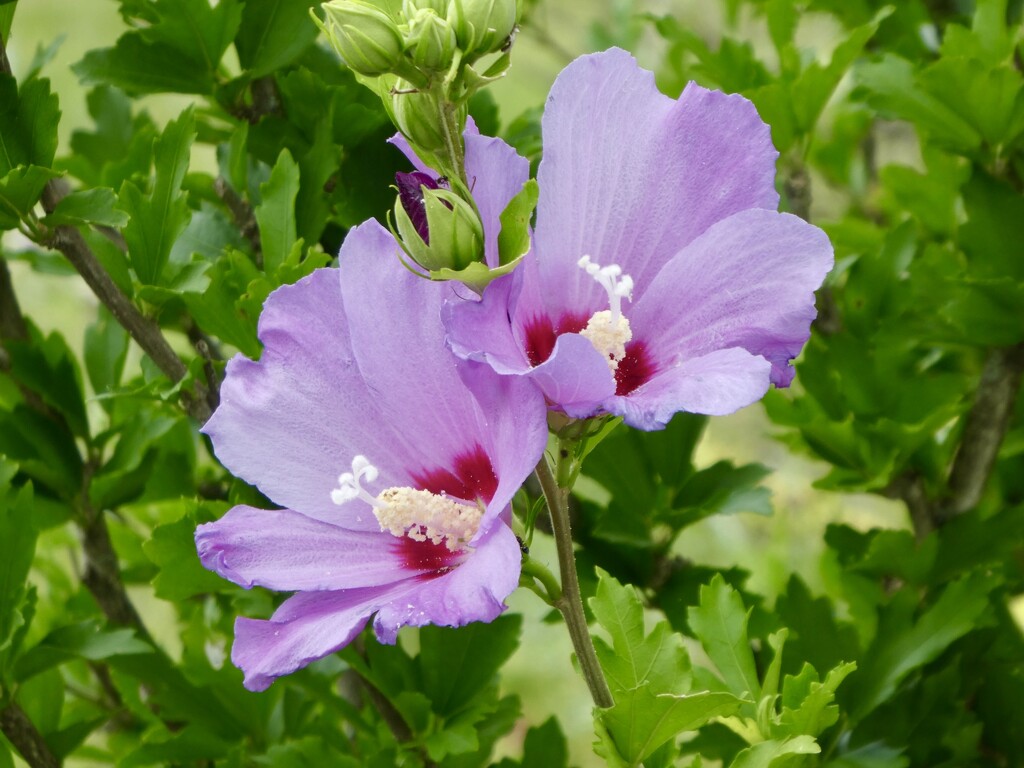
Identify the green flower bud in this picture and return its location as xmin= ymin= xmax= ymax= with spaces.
xmin=392 ymin=79 xmax=454 ymax=152
xmin=406 ymin=9 xmax=458 ymax=73
xmin=446 ymin=0 xmax=518 ymax=58
xmin=394 ymin=174 xmax=484 ymax=271
xmin=402 ymin=0 xmax=450 ymax=18
xmin=321 ymin=0 xmax=405 ymax=77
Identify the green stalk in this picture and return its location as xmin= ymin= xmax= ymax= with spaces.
xmin=535 ymin=453 xmax=614 ymax=709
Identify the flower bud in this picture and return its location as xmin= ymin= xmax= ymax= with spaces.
xmin=405 ymin=9 xmax=458 ymax=73
xmin=391 ymin=80 xmax=453 ymax=153
xmin=402 ymin=0 xmax=450 ymax=17
xmin=321 ymin=0 xmax=405 ymax=77
xmin=394 ymin=172 xmax=484 ymax=271
xmin=446 ymin=0 xmax=518 ymax=58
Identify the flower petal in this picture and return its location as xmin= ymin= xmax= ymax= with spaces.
xmin=442 ymin=273 xmax=531 ymax=374
xmin=609 ymin=347 xmax=773 ymax=429
xmin=196 ymin=505 xmax=419 ymax=592
xmin=532 ymin=47 xmax=779 ymax=315
xmin=631 ymin=209 xmax=834 ymax=387
xmin=372 ymin=520 xmax=521 ymax=643
xmin=232 ymin=586 xmax=399 ymax=691
xmin=527 ymin=333 xmax=617 ymax=418
xmin=202 ymin=268 xmax=409 ymax=529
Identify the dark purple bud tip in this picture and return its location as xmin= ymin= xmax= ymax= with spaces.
xmin=396 ymin=171 xmax=441 ymax=243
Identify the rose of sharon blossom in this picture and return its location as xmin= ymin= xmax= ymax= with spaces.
xmin=195 ymin=222 xmax=547 ymax=691
xmin=443 ymin=48 xmax=835 ymax=430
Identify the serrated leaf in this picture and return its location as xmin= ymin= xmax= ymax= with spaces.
xmin=497 ymin=178 xmax=538 ymax=266
xmin=42 ymin=187 xmax=129 ymax=228
xmin=590 ymin=569 xmax=690 ymax=695
xmin=729 ymin=736 xmax=820 ymax=768
xmin=143 ymin=506 xmax=228 ymax=601
xmin=777 ymin=661 xmax=856 ymax=738
xmin=15 ymin=622 xmax=150 ymax=682
xmin=182 ymin=249 xmax=262 ymax=356
xmin=74 ymin=36 xmax=214 ymax=95
xmin=688 ymin=575 xmax=761 ymax=701
xmin=602 ymin=686 xmax=745 ymax=765
xmin=520 ymin=717 xmax=568 ymax=768
xmin=236 ymin=0 xmax=320 ymax=77
xmin=84 ymin=307 xmax=129 ymax=409
xmin=119 ymin=107 xmax=194 ymax=284
xmin=255 ymin=149 xmax=300 ymax=274
xmin=0 ymin=75 xmax=60 ymax=174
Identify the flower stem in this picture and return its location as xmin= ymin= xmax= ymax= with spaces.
xmin=535 ymin=454 xmax=614 ymax=709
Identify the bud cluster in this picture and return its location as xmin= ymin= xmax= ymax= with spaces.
xmin=316 ymin=0 xmax=523 ymax=283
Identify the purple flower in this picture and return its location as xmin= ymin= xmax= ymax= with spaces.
xmin=195 ymin=222 xmax=548 ymax=691
xmin=443 ymin=48 xmax=834 ymax=430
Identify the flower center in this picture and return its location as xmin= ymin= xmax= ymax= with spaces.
xmin=331 ymin=455 xmax=482 ymax=552
xmin=577 ymin=255 xmax=634 ymax=372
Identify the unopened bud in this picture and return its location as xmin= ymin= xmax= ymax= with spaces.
xmin=392 ymin=80 xmax=456 ymax=152
xmin=394 ymin=172 xmax=484 ymax=271
xmin=402 ymin=0 xmax=450 ymax=17
xmin=446 ymin=0 xmax=518 ymax=58
xmin=320 ymin=0 xmax=405 ymax=77
xmin=406 ymin=9 xmax=458 ymax=73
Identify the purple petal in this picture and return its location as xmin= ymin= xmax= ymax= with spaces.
xmin=631 ymin=209 xmax=833 ymax=387
xmin=532 ymin=47 xmax=779 ymax=317
xmin=464 ymin=131 xmax=530 ymax=267
xmin=609 ymin=347 xmax=773 ymax=429
xmin=456 ymin=360 xmax=548 ymax=514
xmin=372 ymin=521 xmax=521 ymax=643
xmin=527 ymin=333 xmax=616 ymax=418
xmin=196 ymin=505 xmax=417 ymax=592
xmin=442 ymin=273 xmax=531 ymax=374
xmin=202 ymin=268 xmax=412 ymax=529
xmin=232 ymin=586 xmax=397 ymax=691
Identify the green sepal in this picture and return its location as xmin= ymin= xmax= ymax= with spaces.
xmin=497 ymin=177 xmax=537 ymax=266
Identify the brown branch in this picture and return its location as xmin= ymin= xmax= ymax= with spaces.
xmin=883 ymin=472 xmax=935 ymax=541
xmin=0 ymin=257 xmax=28 ymax=341
xmin=938 ymin=343 xmax=1024 ymax=523
xmin=0 ymin=701 xmax=60 ymax=768
xmin=38 ymin=186 xmax=212 ymax=424
xmin=212 ymin=177 xmax=262 ymax=265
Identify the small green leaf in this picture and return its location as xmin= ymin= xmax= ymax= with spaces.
xmin=84 ymin=307 xmax=129 ymax=407
xmin=0 ymin=75 xmax=60 ymax=174
xmin=119 ymin=107 xmax=194 ymax=284
xmin=236 ymin=0 xmax=320 ymax=77
xmin=688 ymin=575 xmax=761 ymax=701
xmin=519 ymin=717 xmax=568 ymax=768
xmin=255 ymin=149 xmax=300 ymax=274
xmin=497 ymin=178 xmax=538 ymax=266
xmin=0 ymin=484 xmax=37 ymax=656
xmin=144 ymin=504 xmax=230 ymax=601
xmin=776 ymin=661 xmax=856 ymax=738
xmin=42 ymin=187 xmax=129 ymax=228
xmin=729 ymin=736 xmax=820 ymax=768
xmin=0 ymin=165 xmax=59 ymax=229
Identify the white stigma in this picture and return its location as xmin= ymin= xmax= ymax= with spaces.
xmin=331 ymin=455 xmax=482 ymax=552
xmin=578 ymin=255 xmax=634 ymax=371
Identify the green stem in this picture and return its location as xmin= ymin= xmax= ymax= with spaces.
xmin=521 ymin=553 xmax=562 ymax=604
xmin=535 ymin=455 xmax=614 ymax=709
xmin=437 ymin=94 xmax=467 ymax=187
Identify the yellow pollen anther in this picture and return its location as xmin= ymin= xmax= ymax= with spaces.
xmin=373 ymin=487 xmax=483 ymax=551
xmin=580 ymin=310 xmax=632 ymax=371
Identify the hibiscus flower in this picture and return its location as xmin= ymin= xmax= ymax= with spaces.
xmin=442 ymin=48 xmax=834 ymax=430
xmin=195 ymin=222 xmax=548 ymax=691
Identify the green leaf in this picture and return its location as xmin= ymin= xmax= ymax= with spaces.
xmin=602 ymin=686 xmax=745 ymax=766
xmin=0 ymin=165 xmax=59 ymax=229
xmin=520 ymin=717 xmax=568 ymax=768
xmin=84 ymin=307 xmax=129 ymax=408
xmin=0 ymin=75 xmax=60 ymax=175
xmin=143 ymin=504 xmax=228 ymax=601
xmin=590 ymin=569 xmax=690 ymax=695
xmin=119 ymin=107 xmax=194 ymax=284
xmin=14 ymin=622 xmax=150 ymax=682
xmin=776 ymin=661 xmax=856 ymax=738
xmin=854 ymin=54 xmax=981 ymax=152
xmin=418 ymin=614 xmax=521 ymax=716
xmin=497 ymin=178 xmax=538 ymax=266
xmin=182 ymin=249 xmax=262 ymax=356
xmin=688 ymin=575 xmax=761 ymax=701
xmin=236 ymin=0 xmax=321 ymax=77
xmin=255 ymin=149 xmax=300 ymax=274
xmin=729 ymin=736 xmax=820 ymax=768
xmin=919 ymin=57 xmax=1023 ymax=148
xmin=846 ymin=573 xmax=996 ymax=719
xmin=41 ymin=187 xmax=129 ymax=228
xmin=0 ymin=484 xmax=37 ymax=657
